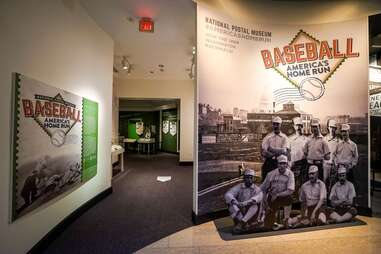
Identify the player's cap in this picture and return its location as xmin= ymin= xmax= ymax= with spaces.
xmin=293 ymin=117 xmax=302 ymax=125
xmin=272 ymin=116 xmax=282 ymax=124
xmin=244 ymin=169 xmax=255 ymax=177
xmin=338 ymin=166 xmax=347 ymax=174
xmin=341 ymin=124 xmax=350 ymax=131
xmin=310 ymin=118 xmax=320 ymax=126
xmin=277 ymin=154 xmax=288 ymax=163
xmin=328 ymin=119 xmax=337 ymax=128
xmin=308 ymin=165 xmax=318 ymax=173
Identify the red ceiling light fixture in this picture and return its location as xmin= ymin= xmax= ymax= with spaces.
xmin=139 ymin=17 xmax=154 ymax=33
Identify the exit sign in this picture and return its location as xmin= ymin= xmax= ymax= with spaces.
xmin=139 ymin=18 xmax=154 ymax=33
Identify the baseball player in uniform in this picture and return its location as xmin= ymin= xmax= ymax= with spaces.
xmin=289 ymin=117 xmax=308 ymax=198
xmin=323 ymin=119 xmax=340 ymax=183
xmin=333 ymin=124 xmax=358 ymax=186
xmin=303 ymin=118 xmax=330 ymax=181
xmin=225 ymin=169 xmax=263 ymax=234
xmin=261 ymin=116 xmax=290 ymax=182
xmin=261 ymin=155 xmax=295 ymax=230
xmin=289 ymin=165 xmax=327 ymax=227
xmin=328 ymin=166 xmax=357 ymax=223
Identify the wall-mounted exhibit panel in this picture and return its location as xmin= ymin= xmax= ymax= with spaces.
xmin=11 ymin=73 xmax=98 ymax=221
xmin=196 ymin=3 xmax=369 ymax=234
xmin=162 ymin=109 xmax=178 ymax=153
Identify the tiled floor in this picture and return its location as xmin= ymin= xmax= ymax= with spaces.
xmin=136 ymin=216 xmax=381 ymax=254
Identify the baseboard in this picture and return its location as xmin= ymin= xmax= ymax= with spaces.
xmin=156 ymin=149 xmax=179 ymax=155
xmin=357 ymin=206 xmax=372 ymax=217
xmin=179 ymin=161 xmax=193 ymax=166
xmin=192 ymin=205 xmax=373 ymax=225
xmin=27 ymin=187 xmax=113 ymax=254
xmin=192 ymin=209 xmax=229 ymax=225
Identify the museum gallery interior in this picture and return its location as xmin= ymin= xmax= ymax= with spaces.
xmin=2 ymin=0 xmax=381 ymax=253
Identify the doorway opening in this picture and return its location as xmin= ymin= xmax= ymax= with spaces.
xmin=113 ymin=98 xmax=180 ymax=177
xmin=110 ymin=98 xmax=193 ymax=252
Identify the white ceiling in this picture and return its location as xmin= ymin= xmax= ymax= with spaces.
xmin=79 ymin=0 xmax=196 ymax=80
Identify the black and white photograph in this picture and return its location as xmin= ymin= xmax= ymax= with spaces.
xmin=197 ymin=3 xmax=369 ymax=234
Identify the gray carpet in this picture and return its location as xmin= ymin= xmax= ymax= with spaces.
xmin=214 ymin=216 xmax=366 ymax=241
xmin=42 ymin=153 xmax=193 ymax=254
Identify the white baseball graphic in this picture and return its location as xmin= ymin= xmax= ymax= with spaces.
xmin=51 ymin=129 xmax=66 ymax=147
xmin=299 ymin=77 xmax=325 ymax=101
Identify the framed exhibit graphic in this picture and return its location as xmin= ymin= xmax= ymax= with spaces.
xmin=11 ymin=73 xmax=98 ymax=221
xmin=196 ymin=3 xmax=369 ymax=233
xmin=136 ymin=121 xmax=144 ymax=136
xmin=162 ymin=120 xmax=169 ymax=134
xmin=169 ymin=121 xmax=177 ymax=136
xmin=370 ymin=90 xmax=381 ymax=116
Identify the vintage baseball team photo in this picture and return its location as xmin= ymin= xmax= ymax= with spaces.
xmin=197 ymin=3 xmax=369 ymax=234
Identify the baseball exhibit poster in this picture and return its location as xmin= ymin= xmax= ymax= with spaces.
xmin=370 ymin=91 xmax=381 ymax=116
xmin=197 ymin=3 xmax=369 ymax=233
xmin=11 ymin=73 xmax=98 ymax=221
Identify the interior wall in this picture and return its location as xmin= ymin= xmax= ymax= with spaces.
xmin=162 ymin=109 xmax=178 ymax=153
xmin=116 ymin=78 xmax=194 ymax=162
xmin=112 ymin=78 xmax=119 ymax=144
xmin=199 ymin=0 xmax=381 ymax=25
xmin=0 ymin=1 xmax=113 ymax=253
xmin=194 ymin=0 xmax=381 ymax=215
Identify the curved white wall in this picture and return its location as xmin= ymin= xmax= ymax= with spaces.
xmin=0 ymin=1 xmax=113 ymax=253
xmin=199 ymin=0 xmax=381 ymax=25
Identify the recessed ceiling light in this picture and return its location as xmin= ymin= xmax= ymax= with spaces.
xmin=150 ymin=71 xmax=154 ymax=74
xmin=158 ymin=64 xmax=164 ymax=68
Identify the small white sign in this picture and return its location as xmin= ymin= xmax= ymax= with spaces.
xmin=157 ymin=176 xmax=172 ymax=182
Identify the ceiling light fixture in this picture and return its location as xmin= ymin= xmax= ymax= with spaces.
xmin=122 ymin=56 xmax=131 ymax=72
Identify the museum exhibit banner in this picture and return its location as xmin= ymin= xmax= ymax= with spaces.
xmin=370 ymin=90 xmax=381 ymax=116
xmin=197 ymin=3 xmax=369 ymax=232
xmin=11 ymin=73 xmax=98 ymax=221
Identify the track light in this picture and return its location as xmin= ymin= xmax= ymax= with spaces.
xmin=122 ymin=56 xmax=130 ymax=71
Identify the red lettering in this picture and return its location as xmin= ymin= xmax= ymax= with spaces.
xmin=22 ymin=99 xmax=34 ymax=117
xmin=346 ymin=38 xmax=359 ymax=57
xmin=319 ymin=41 xmax=332 ymax=60
xmin=294 ymin=44 xmax=306 ymax=62
xmin=66 ymin=107 xmax=74 ymax=120
xmin=59 ymin=104 xmax=66 ymax=118
xmin=52 ymin=103 xmax=59 ymax=117
xmin=44 ymin=102 xmax=52 ymax=117
xmin=333 ymin=39 xmax=345 ymax=58
xmin=75 ymin=110 xmax=81 ymax=122
xmin=306 ymin=42 xmax=318 ymax=61
xmin=35 ymin=101 xmax=45 ymax=117
xmin=283 ymin=45 xmax=295 ymax=64
xmin=273 ymin=47 xmax=285 ymax=67
xmin=261 ymin=50 xmax=274 ymax=68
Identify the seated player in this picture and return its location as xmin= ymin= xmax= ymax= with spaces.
xmin=328 ymin=166 xmax=357 ymax=223
xmin=289 ymin=165 xmax=327 ymax=227
xmin=260 ymin=155 xmax=295 ymax=230
xmin=225 ymin=169 xmax=263 ymax=234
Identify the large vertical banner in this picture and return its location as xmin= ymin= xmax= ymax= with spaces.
xmin=12 ymin=73 xmax=98 ymax=221
xmin=197 ymin=3 xmax=369 ymax=232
